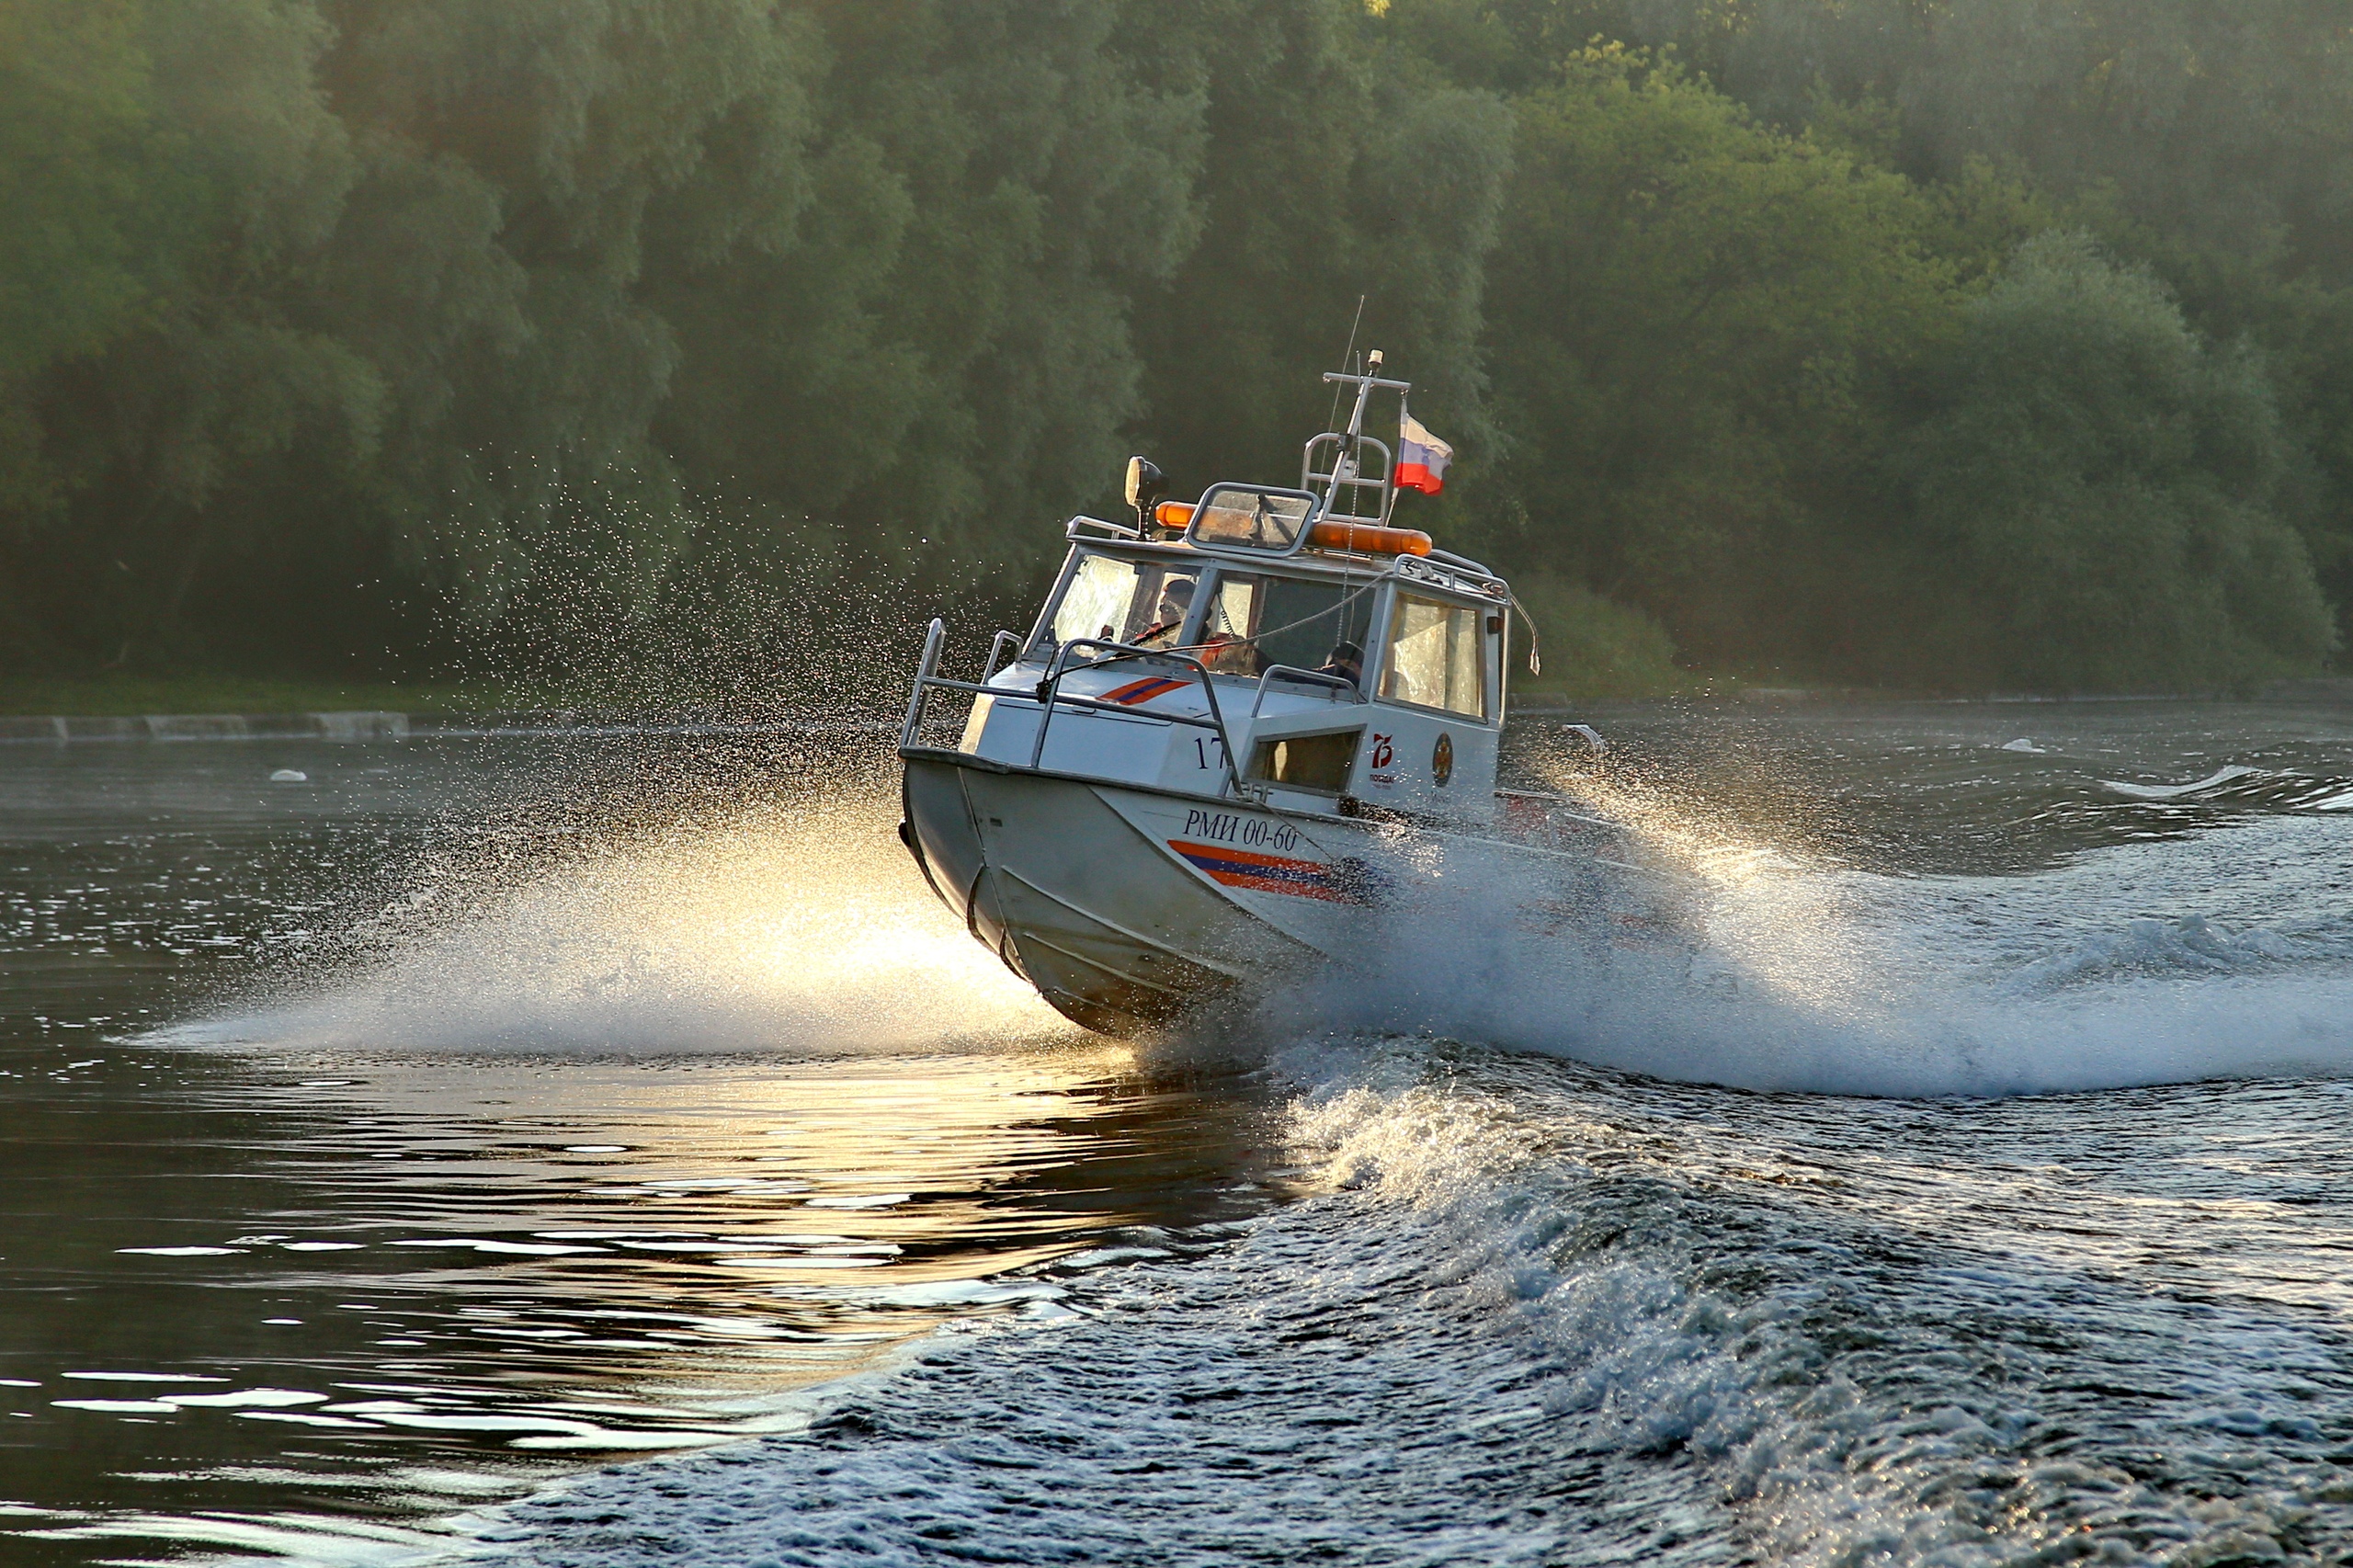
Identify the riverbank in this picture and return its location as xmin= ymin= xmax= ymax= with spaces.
xmin=9 ymin=669 xmax=2349 ymax=726
xmin=1715 ymin=676 xmax=2353 ymax=706
xmin=0 ymin=674 xmax=493 ymax=717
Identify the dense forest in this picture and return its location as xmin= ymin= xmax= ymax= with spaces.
xmin=4 ymin=0 xmax=2351 ymax=694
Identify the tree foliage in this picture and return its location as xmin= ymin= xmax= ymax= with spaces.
xmin=2 ymin=0 xmax=2349 ymax=691
xmin=1473 ymin=46 xmax=1961 ymax=665
xmin=1895 ymin=233 xmax=2334 ymax=689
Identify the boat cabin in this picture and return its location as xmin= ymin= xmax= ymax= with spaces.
xmin=926 ymin=365 xmax=1516 ymax=824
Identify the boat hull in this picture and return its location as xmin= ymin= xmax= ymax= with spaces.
xmin=901 ymin=748 xmax=1368 ymax=1035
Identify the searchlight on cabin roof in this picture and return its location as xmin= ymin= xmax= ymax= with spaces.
xmin=1123 ymin=455 xmax=1166 ymax=535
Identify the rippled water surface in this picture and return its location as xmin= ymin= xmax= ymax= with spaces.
xmin=6 ymin=700 xmax=2353 ymax=1565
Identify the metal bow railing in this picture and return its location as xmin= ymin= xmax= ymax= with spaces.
xmin=899 ymin=619 xmax=1248 ymax=801
xmin=1246 ymin=664 xmax=1359 ymax=724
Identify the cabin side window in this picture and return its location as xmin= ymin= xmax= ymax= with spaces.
xmin=1198 ymin=571 xmax=1373 ymax=677
xmin=1045 ymin=553 xmax=1200 ymax=651
xmin=1246 ymin=729 xmax=1361 ymax=794
xmin=1378 ymin=593 xmax=1487 ymax=719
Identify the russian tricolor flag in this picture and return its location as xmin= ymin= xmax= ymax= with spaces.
xmin=1397 ymin=414 xmax=1453 ymax=495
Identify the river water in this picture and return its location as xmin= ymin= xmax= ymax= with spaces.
xmin=4 ymin=700 xmax=2353 ymax=1565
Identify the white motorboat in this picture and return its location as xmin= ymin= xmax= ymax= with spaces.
xmin=897 ymin=357 xmax=1646 ymax=1035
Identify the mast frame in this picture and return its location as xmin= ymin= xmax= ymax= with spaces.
xmin=1302 ymin=368 xmax=1413 ymax=528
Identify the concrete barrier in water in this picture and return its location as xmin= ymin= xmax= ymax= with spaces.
xmin=63 ymin=717 xmax=143 ymax=740
xmin=0 ymin=710 xmax=911 ymax=743
xmin=312 ymin=710 xmax=409 ymax=740
xmin=0 ymin=710 xmax=411 ymax=744
xmin=143 ymin=714 xmax=253 ymax=740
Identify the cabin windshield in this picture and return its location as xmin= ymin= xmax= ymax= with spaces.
xmin=1197 ymin=570 xmax=1374 ymax=678
xmin=1041 ymin=551 xmax=1200 ymax=653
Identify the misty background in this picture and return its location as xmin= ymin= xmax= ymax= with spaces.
xmin=4 ymin=0 xmax=2350 ymax=698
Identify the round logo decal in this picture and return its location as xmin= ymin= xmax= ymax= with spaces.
xmin=1432 ymin=732 xmax=1454 ymax=787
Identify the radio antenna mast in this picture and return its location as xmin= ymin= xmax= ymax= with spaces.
xmin=1326 ymin=294 xmax=1367 ymax=432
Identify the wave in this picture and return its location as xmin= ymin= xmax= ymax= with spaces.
xmin=2097 ymin=764 xmax=2268 ymax=800
xmin=453 ymin=1041 xmax=2353 ymax=1568
xmin=2091 ymin=763 xmax=2353 ymax=812
xmin=1267 ymin=800 xmax=2353 ymax=1098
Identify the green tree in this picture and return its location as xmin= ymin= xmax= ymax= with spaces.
xmin=10 ymin=0 xmax=389 ymax=660
xmin=1472 ymin=46 xmax=1960 ymax=668
xmin=316 ymin=0 xmax=824 ymax=617
xmin=652 ymin=0 xmax=1204 ymax=584
xmin=0 ymin=0 xmax=163 ymax=532
xmin=1128 ymin=0 xmax=1512 ymax=505
xmin=1894 ymin=232 xmax=2335 ymax=689
xmin=0 ymin=0 xmax=159 ymax=378
xmin=6 ymin=0 xmax=2347 ymax=693
xmin=10 ymin=0 xmax=828 ymax=666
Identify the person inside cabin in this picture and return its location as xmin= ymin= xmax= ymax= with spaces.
xmin=1319 ymin=640 xmax=1364 ymax=688
xmin=1133 ymin=574 xmax=1196 ymax=647
xmin=1201 ymin=631 xmax=1260 ymax=675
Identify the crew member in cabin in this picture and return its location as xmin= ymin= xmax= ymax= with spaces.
xmin=1134 ymin=574 xmax=1197 ymax=647
xmin=1319 ymin=640 xmax=1364 ymax=687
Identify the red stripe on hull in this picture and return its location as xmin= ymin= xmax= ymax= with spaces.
xmin=1103 ymin=676 xmax=1190 ymax=706
xmin=1167 ymin=839 xmax=1360 ymax=903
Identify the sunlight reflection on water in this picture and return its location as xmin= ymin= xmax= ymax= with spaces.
xmin=0 ymin=737 xmax=1288 ymax=1566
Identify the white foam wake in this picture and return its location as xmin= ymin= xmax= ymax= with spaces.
xmin=1268 ymin=808 xmax=2353 ymax=1098
xmin=169 ymin=797 xmax=1071 ymax=1057
xmin=453 ymin=1040 xmax=2353 ymax=1568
